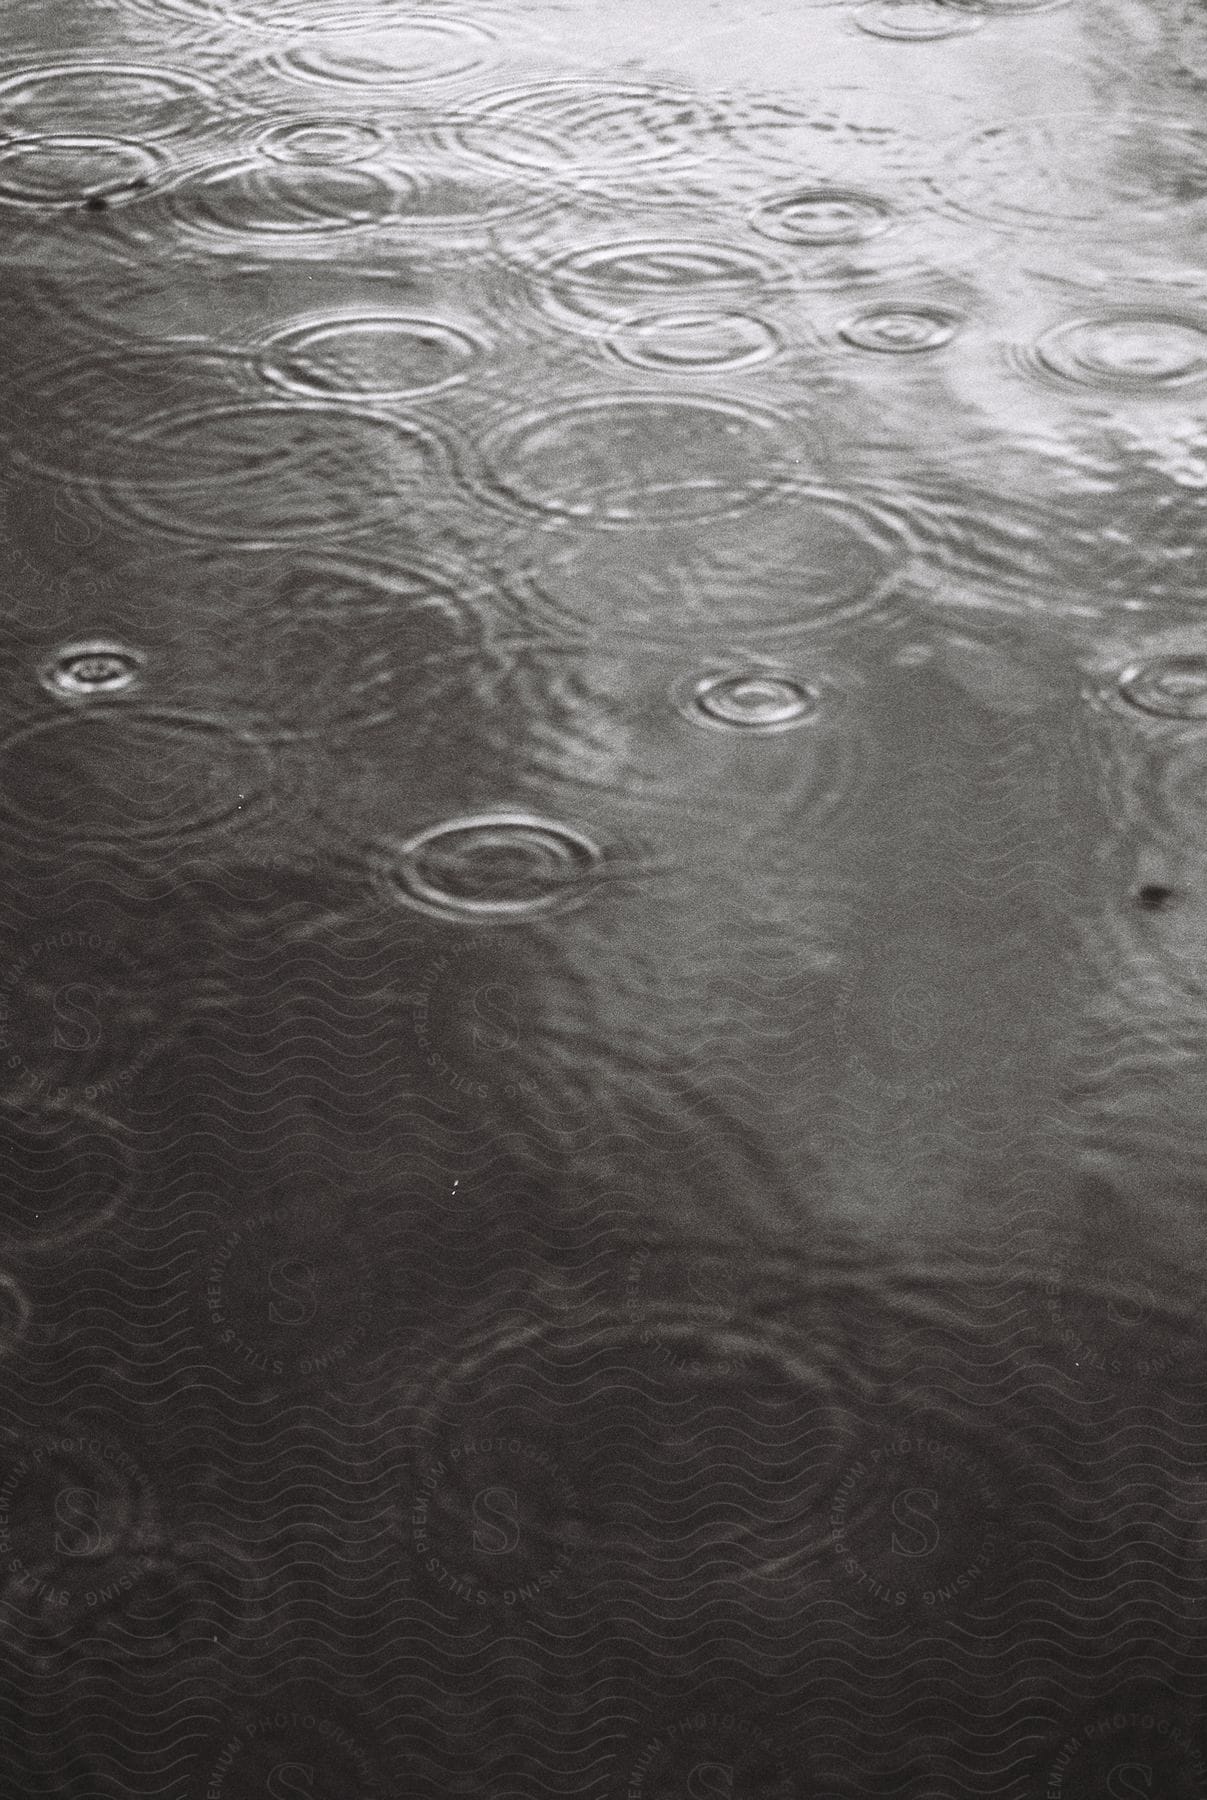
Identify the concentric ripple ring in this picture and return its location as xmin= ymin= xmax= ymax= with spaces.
xmin=383 ymin=812 xmax=604 ymax=920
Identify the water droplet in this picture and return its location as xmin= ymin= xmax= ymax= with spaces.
xmin=679 ymin=669 xmax=820 ymax=732
xmin=0 ymin=138 xmax=164 ymax=209
xmin=1119 ymin=655 xmax=1207 ymax=719
xmin=384 ymin=813 xmax=603 ymax=920
xmin=751 ymin=187 xmax=893 ymax=245
xmin=856 ymin=0 xmax=984 ymax=37
xmin=260 ymin=313 xmax=482 ymax=400
xmin=1035 ymin=314 xmax=1207 ymax=388
xmin=272 ymin=19 xmax=495 ymax=89
xmin=40 ymin=642 xmax=145 ymax=699
xmin=839 ymin=303 xmax=960 ymax=352
xmin=254 ymin=117 xmax=389 ymax=164
xmin=606 ymin=310 xmax=780 ymax=372
xmin=479 ymin=394 xmax=795 ymax=526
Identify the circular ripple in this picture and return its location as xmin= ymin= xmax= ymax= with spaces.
xmin=167 ymin=158 xmax=409 ymax=243
xmin=273 ymin=18 xmax=495 ymax=88
xmin=202 ymin=546 xmax=491 ymax=738
xmin=752 ymin=187 xmax=893 ymax=245
xmin=1 ymin=1536 xmax=263 ymax=1676
xmin=539 ymin=237 xmax=792 ymax=333
xmin=0 ymin=62 xmax=216 ymax=138
xmin=839 ymin=302 xmax=960 ymax=352
xmin=0 ymin=1431 xmax=154 ymax=1571
xmin=952 ymin=0 xmax=1071 ymax=9
xmin=0 ymin=711 xmax=276 ymax=847
xmin=259 ymin=312 xmax=482 ymax=399
xmin=503 ymin=485 xmax=910 ymax=637
xmin=4 ymin=345 xmax=259 ymax=483
xmin=458 ymin=80 xmax=724 ymax=175
xmin=0 ymin=1102 xmax=134 ymax=1254
xmin=1158 ymin=740 xmax=1207 ymax=840
xmin=606 ymin=309 xmax=781 ymax=372
xmin=547 ymin=237 xmax=781 ymax=300
xmin=480 ymin=394 xmax=795 ymax=526
xmin=0 ymin=138 xmax=164 ymax=209
xmin=1119 ymin=655 xmax=1207 ymax=719
xmin=856 ymin=0 xmax=984 ymax=34
xmin=677 ymin=667 xmax=821 ymax=732
xmin=1034 ymin=313 xmax=1207 ymax=388
xmin=106 ymin=404 xmax=451 ymax=548
xmin=938 ymin=113 xmax=1207 ymax=230
xmin=381 ymin=812 xmax=603 ymax=921
xmin=254 ymin=115 xmax=388 ymax=163
xmin=38 ymin=642 xmax=145 ymax=701
xmin=0 ymin=1276 xmax=30 ymax=1358
xmin=400 ymin=1304 xmax=858 ymax=1592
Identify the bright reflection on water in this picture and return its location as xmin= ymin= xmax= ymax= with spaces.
xmin=1 ymin=0 xmax=1207 ymax=1792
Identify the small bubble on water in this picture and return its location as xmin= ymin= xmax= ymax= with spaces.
xmin=839 ymin=304 xmax=959 ymax=352
xmin=681 ymin=670 xmax=820 ymax=732
xmin=40 ymin=641 xmax=145 ymax=699
xmin=751 ymin=187 xmax=892 ymax=246
xmin=1119 ymin=655 xmax=1207 ymax=719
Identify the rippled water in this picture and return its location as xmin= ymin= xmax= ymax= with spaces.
xmin=2 ymin=0 xmax=1207 ymax=1793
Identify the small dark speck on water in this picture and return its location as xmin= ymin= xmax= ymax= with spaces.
xmin=1136 ymin=885 xmax=1176 ymax=911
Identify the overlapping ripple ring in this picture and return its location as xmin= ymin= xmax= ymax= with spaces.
xmin=0 ymin=138 xmax=166 ymax=208
xmin=0 ymin=1098 xmax=135 ymax=1255
xmin=99 ymin=402 xmax=454 ymax=548
xmin=478 ymin=393 xmax=798 ymax=527
xmin=270 ymin=17 xmax=497 ymax=90
xmin=380 ymin=812 xmax=604 ymax=921
xmin=259 ymin=312 xmax=483 ymax=399
xmin=605 ymin=310 xmax=781 ymax=373
xmin=0 ymin=1273 xmax=30 ymax=1357
xmin=253 ymin=116 xmax=389 ymax=163
xmin=936 ymin=113 xmax=1207 ymax=230
xmin=1157 ymin=739 xmax=1207 ymax=838
xmin=0 ymin=60 xmax=217 ymax=136
xmin=3 ymin=345 xmax=259 ymax=483
xmin=501 ymin=482 xmax=913 ymax=639
xmin=0 ymin=710 xmax=277 ymax=846
xmin=165 ymin=158 xmax=413 ymax=244
xmin=536 ymin=237 xmax=794 ymax=337
xmin=454 ymin=79 xmax=726 ymax=175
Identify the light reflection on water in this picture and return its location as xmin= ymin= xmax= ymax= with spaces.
xmin=1 ymin=0 xmax=1207 ymax=1793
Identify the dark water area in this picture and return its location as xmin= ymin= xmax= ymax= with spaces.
xmin=2 ymin=0 xmax=1207 ymax=1793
